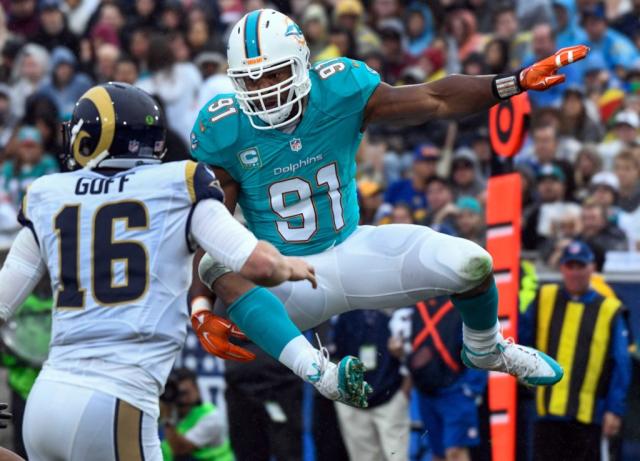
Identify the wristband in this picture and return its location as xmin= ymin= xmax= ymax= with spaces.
xmin=492 ymin=71 xmax=523 ymax=100
xmin=191 ymin=296 xmax=213 ymax=315
xmin=198 ymin=253 xmax=233 ymax=288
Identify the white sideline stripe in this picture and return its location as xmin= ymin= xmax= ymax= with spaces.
xmin=494 ymin=272 xmax=512 ymax=284
xmin=487 ymin=225 xmax=513 ymax=239
xmin=490 ymin=413 xmax=510 ymax=425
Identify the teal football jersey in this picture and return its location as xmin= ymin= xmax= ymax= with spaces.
xmin=191 ymin=58 xmax=381 ymax=256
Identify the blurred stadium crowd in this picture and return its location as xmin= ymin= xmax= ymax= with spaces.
xmin=0 ymin=0 xmax=639 ymax=460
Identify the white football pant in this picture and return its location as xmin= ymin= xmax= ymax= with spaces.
xmin=270 ymin=224 xmax=492 ymax=331
xmin=23 ymin=379 xmax=162 ymax=461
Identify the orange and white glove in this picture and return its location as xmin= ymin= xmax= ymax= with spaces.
xmin=492 ymin=45 xmax=590 ymax=99
xmin=191 ymin=310 xmax=256 ymax=362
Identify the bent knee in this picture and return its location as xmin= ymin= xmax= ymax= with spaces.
xmin=459 ymin=241 xmax=493 ymax=283
xmin=431 ymin=236 xmax=493 ymax=286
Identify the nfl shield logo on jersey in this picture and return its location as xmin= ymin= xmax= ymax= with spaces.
xmin=290 ymin=138 xmax=302 ymax=152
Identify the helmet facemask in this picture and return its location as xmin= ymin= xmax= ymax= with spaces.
xmin=229 ymin=56 xmax=311 ymax=130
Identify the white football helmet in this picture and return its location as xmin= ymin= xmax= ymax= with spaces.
xmin=227 ymin=9 xmax=311 ymax=130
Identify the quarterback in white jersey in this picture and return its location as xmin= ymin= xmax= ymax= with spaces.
xmin=0 ymin=83 xmax=317 ymax=461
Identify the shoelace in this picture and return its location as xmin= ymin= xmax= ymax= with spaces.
xmin=314 ymin=332 xmax=331 ymax=375
xmin=500 ymin=337 xmax=539 ymax=379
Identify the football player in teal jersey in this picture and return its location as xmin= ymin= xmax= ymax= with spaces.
xmin=189 ymin=9 xmax=589 ymax=405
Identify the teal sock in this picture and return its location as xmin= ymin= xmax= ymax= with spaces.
xmin=451 ymin=278 xmax=498 ymax=330
xmin=228 ymin=287 xmax=303 ymax=360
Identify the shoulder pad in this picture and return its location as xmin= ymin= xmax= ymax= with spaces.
xmin=190 ymin=94 xmax=243 ymax=168
xmin=184 ymin=161 xmax=224 ymax=204
xmin=310 ymin=58 xmax=381 ymax=117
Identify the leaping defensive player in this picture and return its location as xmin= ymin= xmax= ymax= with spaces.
xmin=190 ymin=9 xmax=589 ymax=407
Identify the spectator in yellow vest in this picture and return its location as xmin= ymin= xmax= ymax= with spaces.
xmin=519 ymin=240 xmax=631 ymax=461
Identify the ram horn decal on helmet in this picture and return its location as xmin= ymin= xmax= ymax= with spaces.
xmin=61 ymin=82 xmax=167 ymax=171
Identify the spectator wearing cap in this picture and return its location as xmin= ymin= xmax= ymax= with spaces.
xmin=384 ymin=143 xmax=438 ymax=212
xmin=405 ymin=3 xmax=434 ymax=58
xmin=579 ymin=202 xmax=628 ymax=270
xmin=552 ymin=0 xmax=588 ymax=49
xmin=520 ymin=240 xmax=631 ymax=461
xmin=378 ymin=19 xmax=409 ymax=84
xmin=421 ymin=176 xmax=457 ymax=234
xmin=522 ymin=164 xmax=580 ymax=251
xmin=301 ymin=3 xmax=329 ymax=62
xmin=398 ymin=65 xmax=426 ymax=85
xmin=613 ymin=149 xmax=640 ymax=213
xmin=455 ymin=196 xmax=485 ymax=247
xmin=559 ymin=85 xmax=604 ymax=143
xmin=589 ymin=171 xmax=621 ymax=220
xmin=582 ymin=2 xmax=639 ymax=73
xmin=33 ymin=0 xmax=79 ymax=54
xmin=333 ymin=0 xmax=380 ymax=57
xmin=0 ymin=125 xmax=58 ymax=211
xmin=537 ymin=165 xmax=581 ymax=239
xmin=598 ymin=110 xmax=640 ymax=170
xmin=38 ymin=46 xmax=93 ymax=121
xmin=195 ymin=52 xmax=233 ymax=112
xmin=358 ymin=179 xmax=385 ymax=225
xmin=449 ymin=147 xmax=485 ymax=200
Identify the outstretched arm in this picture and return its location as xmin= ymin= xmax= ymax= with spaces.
xmin=364 ymin=75 xmax=497 ymax=126
xmin=363 ymin=45 xmax=589 ymax=127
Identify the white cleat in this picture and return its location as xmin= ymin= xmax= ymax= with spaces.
xmin=461 ymin=336 xmax=564 ymax=386
xmin=308 ymin=347 xmax=372 ymax=408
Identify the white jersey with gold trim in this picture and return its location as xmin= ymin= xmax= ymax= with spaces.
xmin=19 ymin=160 xmax=222 ymax=417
